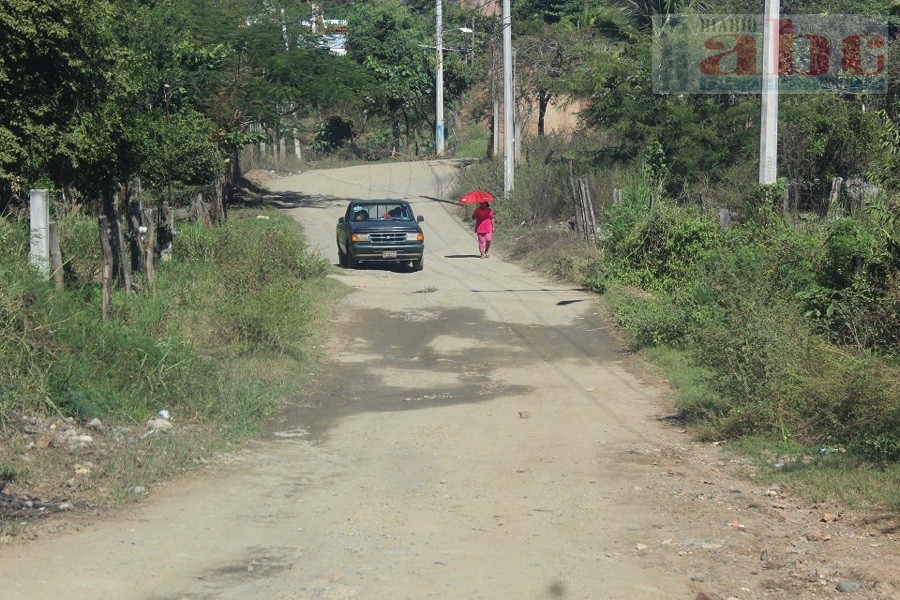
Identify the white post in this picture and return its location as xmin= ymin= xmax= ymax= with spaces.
xmin=502 ymin=0 xmax=514 ymax=194
xmin=513 ymin=47 xmax=520 ymax=165
xmin=759 ymin=0 xmax=779 ymax=184
xmin=29 ymin=189 xmax=50 ymax=278
xmin=435 ymin=0 xmax=445 ymax=156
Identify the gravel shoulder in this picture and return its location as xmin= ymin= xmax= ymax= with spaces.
xmin=1 ymin=160 xmax=898 ymax=600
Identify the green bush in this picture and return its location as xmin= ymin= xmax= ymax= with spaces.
xmin=818 ymin=217 xmax=876 ymax=290
xmin=590 ymin=187 xmax=900 ymax=456
xmin=311 ymin=116 xmax=355 ymax=154
xmin=605 ymin=289 xmax=691 ymax=350
xmin=579 ymin=257 xmax=608 ymax=293
xmin=604 ymin=199 xmax=719 ymax=293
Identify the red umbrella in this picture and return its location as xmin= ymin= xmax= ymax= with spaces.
xmin=458 ymin=190 xmax=495 ymax=205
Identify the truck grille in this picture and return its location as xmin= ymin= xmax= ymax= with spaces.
xmin=369 ymin=232 xmax=407 ymax=244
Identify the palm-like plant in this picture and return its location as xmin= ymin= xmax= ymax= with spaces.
xmin=561 ymin=0 xmax=709 ymax=41
xmin=613 ymin=0 xmax=710 ymax=29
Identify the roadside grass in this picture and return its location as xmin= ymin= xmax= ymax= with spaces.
xmin=0 ymin=208 xmax=345 ymax=531
xmin=637 ymin=345 xmax=900 ymax=512
xmin=730 ymin=437 xmax=900 ymax=512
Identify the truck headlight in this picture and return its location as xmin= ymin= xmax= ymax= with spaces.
xmin=406 ymin=232 xmax=424 ymax=242
xmin=351 ymin=233 xmax=369 ymax=242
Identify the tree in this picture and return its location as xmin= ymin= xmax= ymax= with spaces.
xmin=0 ymin=0 xmax=122 ymax=194
xmin=346 ymin=0 xmax=474 ymax=154
xmin=514 ymin=24 xmax=597 ymax=136
xmin=345 ymin=0 xmax=433 ymax=151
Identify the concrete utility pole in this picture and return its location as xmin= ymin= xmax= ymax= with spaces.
xmin=29 ymin=189 xmax=49 ymax=278
xmin=759 ymin=0 xmax=779 ymax=184
xmin=435 ymin=0 xmax=445 ymax=157
xmin=502 ymin=0 xmax=514 ymax=194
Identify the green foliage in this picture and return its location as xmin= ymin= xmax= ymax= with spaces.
xmin=571 ymin=1 xmax=893 ymax=210
xmin=0 ymin=211 xmax=335 ymax=430
xmin=818 ymin=218 xmax=876 ymax=290
xmin=605 ymin=289 xmax=691 ymax=349
xmin=604 ymin=200 xmax=718 ymax=292
xmin=311 ymin=117 xmax=356 ymax=154
xmin=0 ymin=0 xmax=121 ymax=190
xmin=780 ymin=97 xmax=888 ymax=213
xmin=344 ymin=0 xmax=475 ymax=153
xmin=0 ymin=0 xmax=375 ymax=207
xmin=854 ymin=433 xmax=900 ymax=464
xmin=640 ymin=345 xmax=724 ymax=439
xmin=585 ymin=180 xmax=900 ymax=457
xmin=345 ymin=0 xmax=432 ymax=147
xmin=868 ymin=109 xmax=900 ymax=191
xmin=134 ymin=109 xmax=225 ymax=190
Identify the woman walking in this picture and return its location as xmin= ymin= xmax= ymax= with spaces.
xmin=472 ymin=201 xmax=495 ymax=259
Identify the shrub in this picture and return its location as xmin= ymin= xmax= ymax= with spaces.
xmin=603 ymin=199 xmax=719 ymax=292
xmin=311 ymin=116 xmax=355 ymax=154
xmin=605 ymin=289 xmax=691 ymax=349
xmin=818 ymin=217 xmax=876 ymax=290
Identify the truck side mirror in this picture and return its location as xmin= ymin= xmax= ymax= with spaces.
xmin=417 ymin=216 xmax=424 ymax=223
xmin=338 ymin=216 xmax=345 ymax=224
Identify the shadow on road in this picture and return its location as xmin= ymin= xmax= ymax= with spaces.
xmin=271 ymin=305 xmax=626 ymax=444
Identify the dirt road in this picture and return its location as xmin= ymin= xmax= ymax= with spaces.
xmin=2 ymin=160 xmax=898 ymax=599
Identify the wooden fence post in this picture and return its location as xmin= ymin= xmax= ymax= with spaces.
xmin=568 ymin=161 xmax=581 ymax=234
xmin=142 ymin=208 xmax=157 ymax=289
xmin=48 ymin=221 xmax=64 ymax=289
xmin=116 ymin=203 xmax=131 ymax=294
xmin=191 ymin=192 xmax=211 ymax=226
xmin=98 ymin=216 xmax=113 ymax=320
xmin=158 ymin=202 xmax=173 ymax=261
xmin=154 ymin=202 xmax=172 ymax=261
xmin=580 ymin=178 xmax=597 ymax=245
xmin=126 ymin=180 xmax=145 ymax=276
xmin=828 ymin=177 xmax=843 ymax=215
xmin=101 ymin=181 xmax=130 ymax=293
xmin=567 ymin=163 xmax=597 ymax=246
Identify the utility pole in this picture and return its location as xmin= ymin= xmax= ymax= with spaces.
xmin=502 ymin=0 xmax=514 ymax=194
xmin=435 ymin=0 xmax=445 ymax=157
xmin=490 ymin=43 xmax=499 ymax=157
xmin=759 ymin=0 xmax=779 ymax=184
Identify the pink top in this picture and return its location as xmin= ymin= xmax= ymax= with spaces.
xmin=472 ymin=206 xmax=494 ymax=234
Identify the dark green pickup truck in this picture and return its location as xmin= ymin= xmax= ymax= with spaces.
xmin=335 ymin=200 xmax=425 ymax=271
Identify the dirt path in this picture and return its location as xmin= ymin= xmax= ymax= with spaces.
xmin=2 ymin=160 xmax=898 ymax=599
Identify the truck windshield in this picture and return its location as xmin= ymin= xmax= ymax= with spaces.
xmin=352 ymin=204 xmax=412 ymax=221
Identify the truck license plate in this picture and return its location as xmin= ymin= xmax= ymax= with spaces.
xmin=382 ymin=250 xmax=397 ymax=259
